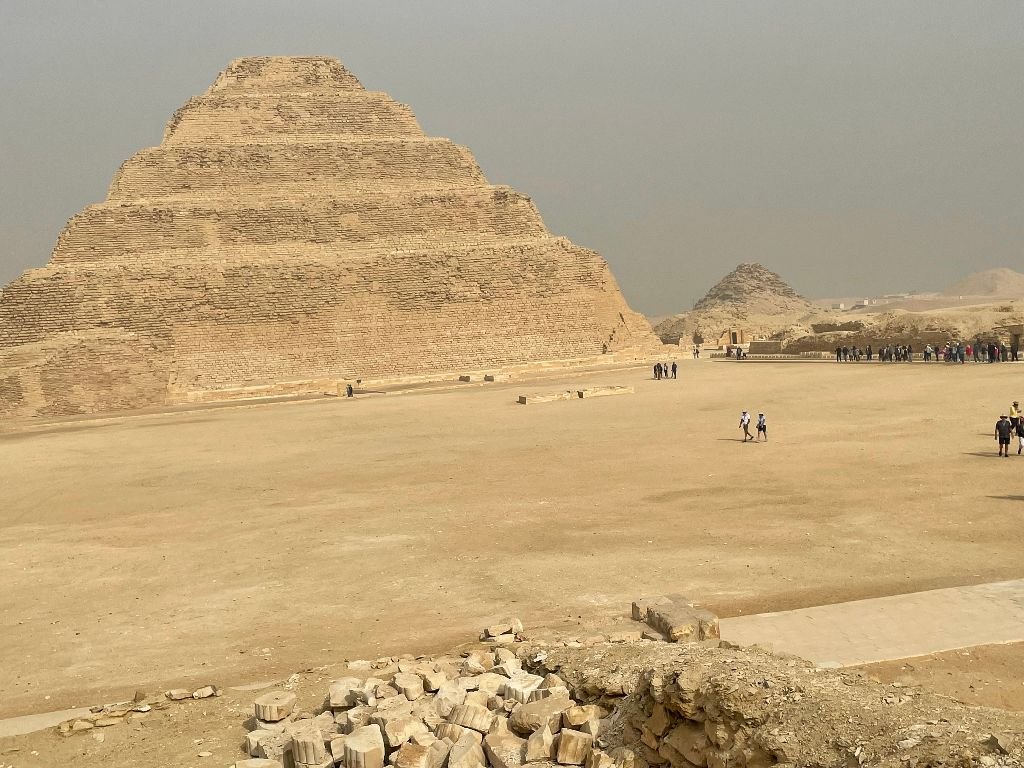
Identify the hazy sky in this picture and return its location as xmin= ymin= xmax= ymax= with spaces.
xmin=2 ymin=1 xmax=1022 ymax=314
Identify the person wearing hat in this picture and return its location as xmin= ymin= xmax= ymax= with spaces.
xmin=739 ymin=410 xmax=754 ymax=442
xmin=1010 ymin=401 xmax=1020 ymax=431
xmin=995 ymin=413 xmax=1013 ymax=457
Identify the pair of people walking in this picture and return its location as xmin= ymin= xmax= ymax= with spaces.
xmin=739 ymin=410 xmax=767 ymax=442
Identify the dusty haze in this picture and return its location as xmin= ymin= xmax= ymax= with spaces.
xmin=1 ymin=1 xmax=1023 ymax=314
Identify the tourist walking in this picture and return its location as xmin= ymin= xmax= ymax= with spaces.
xmin=739 ymin=410 xmax=754 ymax=442
xmin=995 ymin=414 xmax=1013 ymax=457
xmin=756 ymin=412 xmax=767 ymax=442
xmin=671 ymin=361 xmax=677 ymax=379
xmin=1011 ymin=401 xmax=1020 ymax=432
xmin=653 ymin=363 xmax=661 ymax=380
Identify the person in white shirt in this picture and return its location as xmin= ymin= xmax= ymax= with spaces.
xmin=756 ymin=413 xmax=767 ymax=442
xmin=739 ymin=410 xmax=754 ymax=442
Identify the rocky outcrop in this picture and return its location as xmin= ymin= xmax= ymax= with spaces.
xmin=0 ymin=56 xmax=657 ymax=418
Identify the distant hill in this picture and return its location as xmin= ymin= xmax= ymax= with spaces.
xmin=943 ymin=268 xmax=1024 ymax=297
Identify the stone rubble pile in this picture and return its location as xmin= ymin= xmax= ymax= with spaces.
xmin=236 ymin=618 xmax=634 ymax=768
xmin=57 ymin=684 xmax=220 ymax=737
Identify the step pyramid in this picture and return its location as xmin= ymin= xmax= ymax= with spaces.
xmin=0 ymin=56 xmax=657 ymax=417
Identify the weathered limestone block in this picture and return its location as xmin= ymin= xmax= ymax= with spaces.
xmin=555 ymin=730 xmax=594 ymax=765
xmin=502 ymin=673 xmax=543 ymax=704
xmin=643 ymin=596 xmax=719 ymax=643
xmin=449 ymin=730 xmax=488 ymax=768
xmin=330 ymin=677 xmax=366 ymax=708
xmin=585 ymin=750 xmax=614 ymax=768
xmin=516 ymin=391 xmax=576 ymax=405
xmin=575 ymin=386 xmax=634 ymax=399
xmin=449 ymin=704 xmax=494 ymax=733
xmin=254 ymin=691 xmax=298 ymax=722
xmin=526 ymin=725 xmax=557 ymax=762
xmin=561 ymin=707 xmax=604 ymax=731
xmin=246 ymin=729 xmax=276 ymax=756
xmin=235 ymin=760 xmax=283 ymax=768
xmin=484 ymin=726 xmax=527 ymax=768
xmin=510 ymin=696 xmax=573 ymax=736
xmin=420 ymin=669 xmax=448 ymax=693
xmin=383 ymin=716 xmax=429 ymax=750
xmin=435 ymin=723 xmax=477 ymax=743
xmin=394 ymin=742 xmax=432 ymax=768
xmin=345 ymin=725 xmax=387 ymax=768
xmin=291 ymin=724 xmax=327 ymax=765
xmin=476 ymin=672 xmax=509 ymax=695
xmin=394 ymin=672 xmax=426 ymax=701
xmin=338 ymin=705 xmax=375 ymax=733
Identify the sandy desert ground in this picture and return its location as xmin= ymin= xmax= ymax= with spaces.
xmin=2 ymin=357 xmax=1024 ymax=730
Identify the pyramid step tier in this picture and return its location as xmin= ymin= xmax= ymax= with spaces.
xmin=208 ymin=56 xmax=365 ymax=94
xmin=108 ymin=139 xmax=486 ymax=201
xmin=52 ymin=187 xmax=548 ymax=264
xmin=164 ymin=91 xmax=424 ymax=144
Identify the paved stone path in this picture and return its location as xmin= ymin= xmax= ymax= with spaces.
xmin=720 ymin=579 xmax=1024 ymax=667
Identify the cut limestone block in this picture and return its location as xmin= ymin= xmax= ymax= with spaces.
xmin=235 ymin=760 xmax=283 ymax=768
xmin=494 ymin=660 xmax=523 ymax=678
xmin=502 ymin=673 xmax=544 ymax=704
xmin=465 ymin=691 xmax=490 ymax=708
xmin=575 ymin=386 xmax=633 ymax=399
xmin=484 ymin=727 xmax=527 ymax=768
xmin=459 ymin=375 xmax=481 ymax=383
xmin=435 ymin=723 xmax=474 ymax=743
xmin=646 ymin=600 xmax=719 ymax=643
xmin=394 ymin=742 xmax=432 ymax=768
xmin=329 ymin=736 xmax=347 ymax=763
xmin=449 ymin=704 xmax=493 ymax=733
xmin=516 ymin=391 xmax=575 ymax=405
xmin=254 ymin=691 xmax=297 ymax=722
xmin=526 ymin=725 xmax=557 ymax=762
xmin=330 ymin=677 xmax=365 ymax=709
xmin=345 ymin=725 xmax=386 ymax=768
xmin=556 ymin=730 xmax=594 ymax=765
xmin=484 ymin=374 xmax=512 ymax=382
xmin=246 ymin=730 xmax=276 ymax=756
xmin=510 ymin=696 xmax=572 ymax=736
xmin=255 ymin=731 xmax=293 ymax=764
xmin=383 ymin=716 xmax=429 ymax=750
xmin=528 ymin=686 xmax=570 ymax=703
xmin=427 ymin=739 xmax=452 ymax=768
xmin=561 ymin=707 xmax=601 ymax=732
xmin=586 ymin=750 xmax=615 ymax=768
xmin=291 ymin=724 xmax=327 ymax=765
xmin=631 ymin=596 xmax=675 ymax=622
xmin=420 ymin=670 xmax=447 ymax=693
xmin=476 ymin=672 xmax=508 ymax=696
xmin=394 ymin=672 xmax=426 ymax=701
xmin=449 ymin=730 xmax=487 ymax=768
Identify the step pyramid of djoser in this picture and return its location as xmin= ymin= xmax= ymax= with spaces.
xmin=52 ymin=187 xmax=547 ymax=264
xmin=0 ymin=237 xmax=645 ymax=358
xmin=107 ymin=139 xmax=485 ymax=201
xmin=0 ymin=55 xmax=660 ymax=417
xmin=163 ymin=90 xmax=424 ymax=144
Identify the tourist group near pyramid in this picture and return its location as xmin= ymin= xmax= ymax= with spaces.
xmin=0 ymin=56 xmax=658 ymax=418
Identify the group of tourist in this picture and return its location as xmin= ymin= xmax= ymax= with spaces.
xmin=834 ymin=340 xmax=1020 ymax=363
xmin=739 ymin=410 xmax=767 ymax=442
xmin=994 ymin=401 xmax=1024 ymax=457
xmin=653 ymin=362 xmax=678 ymax=380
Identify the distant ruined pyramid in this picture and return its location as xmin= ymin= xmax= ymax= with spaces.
xmin=654 ymin=263 xmax=816 ymax=344
xmin=693 ymin=263 xmax=811 ymax=314
xmin=942 ymin=268 xmax=1024 ymax=298
xmin=0 ymin=56 xmax=657 ymax=418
